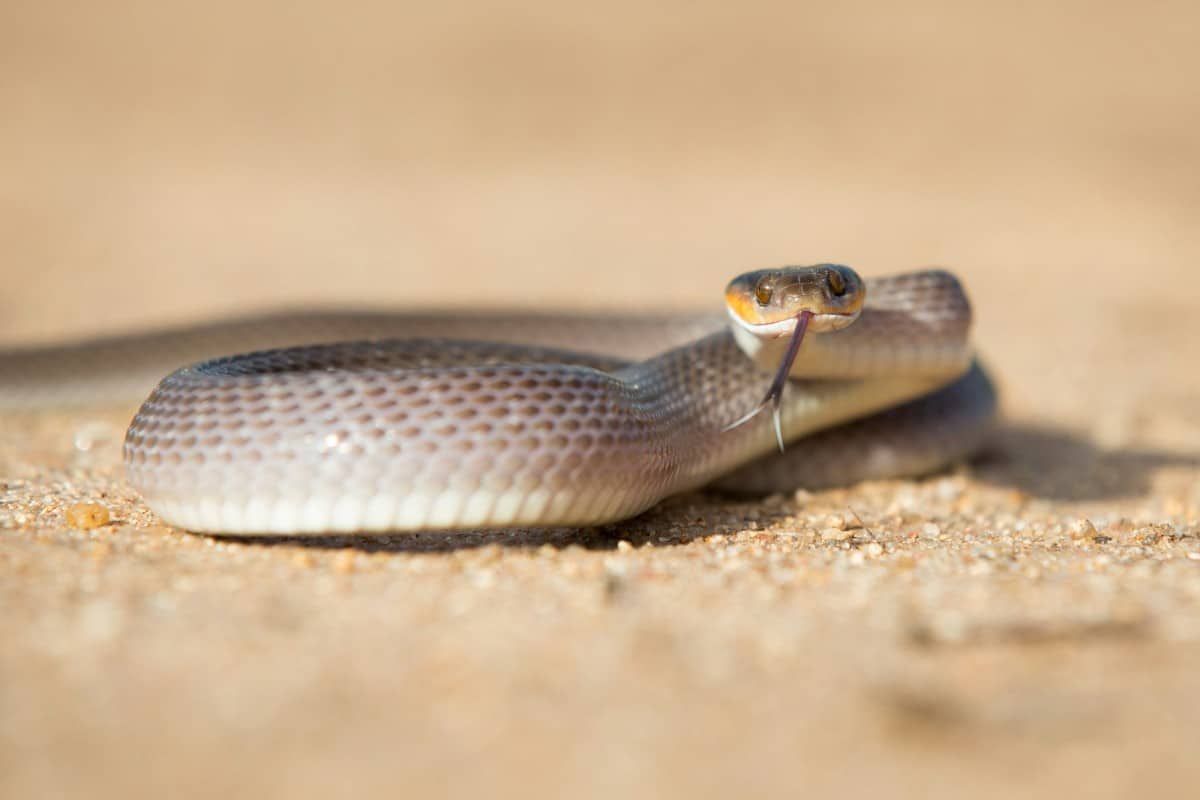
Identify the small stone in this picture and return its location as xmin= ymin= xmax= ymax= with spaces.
xmin=920 ymin=523 xmax=941 ymax=540
xmin=824 ymin=514 xmax=846 ymax=530
xmin=66 ymin=502 xmax=110 ymax=530
xmin=1069 ymin=519 xmax=1097 ymax=540
xmin=616 ymin=540 xmax=634 ymax=552
xmin=865 ymin=542 xmax=884 ymax=557
xmin=820 ymin=527 xmax=852 ymax=542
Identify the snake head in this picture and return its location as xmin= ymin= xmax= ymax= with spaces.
xmin=724 ymin=263 xmax=865 ymax=339
xmin=722 ymin=264 xmax=868 ymax=450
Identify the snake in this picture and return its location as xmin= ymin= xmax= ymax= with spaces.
xmin=0 ymin=265 xmax=996 ymax=534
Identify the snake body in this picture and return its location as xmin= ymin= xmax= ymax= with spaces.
xmin=1 ymin=268 xmax=996 ymax=534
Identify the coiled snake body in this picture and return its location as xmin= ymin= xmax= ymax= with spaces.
xmin=2 ymin=267 xmax=996 ymax=534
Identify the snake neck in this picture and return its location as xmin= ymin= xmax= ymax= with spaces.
xmin=618 ymin=331 xmax=963 ymax=496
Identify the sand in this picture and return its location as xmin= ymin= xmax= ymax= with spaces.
xmin=3 ymin=2 xmax=1200 ymax=797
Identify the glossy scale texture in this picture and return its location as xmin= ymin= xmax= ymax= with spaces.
xmin=118 ymin=270 xmax=992 ymax=534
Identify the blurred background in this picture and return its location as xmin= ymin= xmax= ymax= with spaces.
xmin=2 ymin=0 xmax=1197 ymax=424
xmin=6 ymin=4 xmax=1200 ymax=797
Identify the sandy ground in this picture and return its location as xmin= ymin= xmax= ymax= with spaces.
xmin=3 ymin=1 xmax=1200 ymax=797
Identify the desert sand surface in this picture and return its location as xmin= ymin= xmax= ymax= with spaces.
xmin=3 ymin=1 xmax=1200 ymax=797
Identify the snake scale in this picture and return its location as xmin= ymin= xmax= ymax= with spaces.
xmin=1 ymin=266 xmax=996 ymax=534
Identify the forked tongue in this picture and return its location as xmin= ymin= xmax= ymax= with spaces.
xmin=722 ymin=309 xmax=813 ymax=452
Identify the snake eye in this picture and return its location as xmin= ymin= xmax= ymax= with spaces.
xmin=754 ymin=278 xmax=773 ymax=306
xmin=827 ymin=269 xmax=847 ymax=297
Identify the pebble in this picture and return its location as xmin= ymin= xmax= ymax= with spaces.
xmin=66 ymin=501 xmax=111 ymax=530
xmin=820 ymin=527 xmax=853 ymax=543
xmin=1070 ymin=519 xmax=1097 ymax=540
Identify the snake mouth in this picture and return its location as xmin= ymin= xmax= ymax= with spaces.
xmin=725 ymin=306 xmax=856 ymax=339
xmin=722 ymin=264 xmax=866 ymax=339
